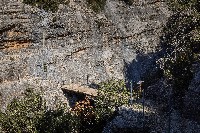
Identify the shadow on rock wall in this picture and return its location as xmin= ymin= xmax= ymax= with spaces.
xmin=124 ymin=51 xmax=163 ymax=94
xmin=124 ymin=11 xmax=200 ymax=123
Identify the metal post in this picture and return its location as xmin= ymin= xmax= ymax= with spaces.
xmin=142 ymin=85 xmax=145 ymax=131
xmin=70 ymin=78 xmax=73 ymax=90
xmin=130 ymin=81 xmax=133 ymax=105
xmin=87 ymin=75 xmax=89 ymax=85
xmin=168 ymin=85 xmax=172 ymax=133
xmin=137 ymin=81 xmax=144 ymax=130
xmin=43 ymin=31 xmax=45 ymax=47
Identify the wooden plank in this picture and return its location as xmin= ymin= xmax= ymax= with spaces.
xmin=61 ymin=84 xmax=97 ymax=97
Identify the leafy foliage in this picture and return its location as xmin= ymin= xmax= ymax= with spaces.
xmin=159 ymin=0 xmax=200 ymax=109
xmin=70 ymin=79 xmax=130 ymax=132
xmin=72 ymin=97 xmax=95 ymax=133
xmin=23 ymin=0 xmax=135 ymax=13
xmin=37 ymin=108 xmax=79 ymax=133
xmin=0 ymin=88 xmax=46 ymax=133
xmin=94 ymin=79 xmax=130 ymax=122
xmin=0 ymin=88 xmax=79 ymax=133
xmin=0 ymin=80 xmax=130 ymax=133
xmin=168 ymin=0 xmax=200 ymax=13
xmin=86 ymin=0 xmax=107 ymax=13
xmin=23 ymin=0 xmax=69 ymax=12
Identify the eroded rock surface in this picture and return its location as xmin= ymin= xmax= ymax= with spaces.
xmin=0 ymin=0 xmax=170 ymax=107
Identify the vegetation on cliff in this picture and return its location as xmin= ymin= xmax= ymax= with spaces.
xmin=0 ymin=80 xmax=130 ymax=133
xmin=87 ymin=0 xmax=107 ymax=12
xmin=23 ymin=0 xmax=69 ymax=12
xmin=0 ymin=88 xmax=78 ymax=133
xmin=22 ymin=0 xmax=134 ymax=13
xmin=159 ymin=0 xmax=200 ymax=109
xmin=1 ymin=0 xmax=200 ymax=132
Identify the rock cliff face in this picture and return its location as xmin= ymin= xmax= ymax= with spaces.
xmin=0 ymin=0 xmax=170 ymax=108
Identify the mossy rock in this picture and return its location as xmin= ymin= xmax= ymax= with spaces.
xmin=23 ymin=0 xmax=69 ymax=12
xmin=87 ymin=0 xmax=107 ymax=13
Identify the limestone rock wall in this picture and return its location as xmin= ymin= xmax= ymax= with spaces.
xmin=0 ymin=0 xmax=170 ymax=108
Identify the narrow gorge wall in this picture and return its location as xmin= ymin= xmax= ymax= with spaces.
xmin=0 ymin=0 xmax=170 ymax=108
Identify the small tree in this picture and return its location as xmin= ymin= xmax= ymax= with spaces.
xmin=0 ymin=88 xmax=79 ymax=133
xmin=158 ymin=0 xmax=200 ymax=109
xmin=94 ymin=79 xmax=130 ymax=122
xmin=0 ymin=88 xmax=46 ymax=133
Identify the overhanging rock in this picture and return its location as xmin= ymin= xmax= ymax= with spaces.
xmin=61 ymin=83 xmax=98 ymax=97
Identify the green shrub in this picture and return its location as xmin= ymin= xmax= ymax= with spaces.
xmin=70 ymin=79 xmax=130 ymax=132
xmin=23 ymin=0 xmax=69 ymax=12
xmin=0 ymin=88 xmax=46 ymax=133
xmin=23 ymin=0 xmax=134 ymax=13
xmin=94 ymin=79 xmax=130 ymax=122
xmin=36 ymin=107 xmax=79 ymax=133
xmin=86 ymin=0 xmax=107 ymax=12
xmin=168 ymin=0 xmax=200 ymax=14
xmin=0 ymin=80 xmax=130 ymax=133
xmin=159 ymin=0 xmax=200 ymax=109
xmin=0 ymin=88 xmax=79 ymax=133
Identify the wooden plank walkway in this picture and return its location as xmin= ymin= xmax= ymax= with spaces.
xmin=61 ymin=84 xmax=98 ymax=97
